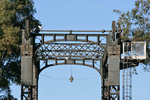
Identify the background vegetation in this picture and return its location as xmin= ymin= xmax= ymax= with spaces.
xmin=0 ymin=0 xmax=40 ymax=99
xmin=114 ymin=0 xmax=150 ymax=67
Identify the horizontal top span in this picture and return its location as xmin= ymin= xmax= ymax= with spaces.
xmin=40 ymin=30 xmax=113 ymax=32
xmin=34 ymin=33 xmax=108 ymax=36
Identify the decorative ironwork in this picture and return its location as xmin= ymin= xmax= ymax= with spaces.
xmin=35 ymin=43 xmax=107 ymax=60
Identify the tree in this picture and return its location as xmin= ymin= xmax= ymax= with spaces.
xmin=114 ymin=0 xmax=150 ymax=69
xmin=0 ymin=0 xmax=40 ymax=99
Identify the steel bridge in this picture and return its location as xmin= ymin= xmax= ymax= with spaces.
xmin=21 ymin=20 xmax=146 ymax=100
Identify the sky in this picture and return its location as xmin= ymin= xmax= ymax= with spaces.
xmin=10 ymin=0 xmax=150 ymax=100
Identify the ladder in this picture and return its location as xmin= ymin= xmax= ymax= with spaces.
xmin=122 ymin=43 xmax=132 ymax=100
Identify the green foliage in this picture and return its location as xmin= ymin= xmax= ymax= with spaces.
xmin=114 ymin=0 xmax=150 ymax=66
xmin=0 ymin=0 xmax=40 ymax=99
xmin=0 ymin=86 xmax=17 ymax=100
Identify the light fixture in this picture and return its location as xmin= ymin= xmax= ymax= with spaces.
xmin=69 ymin=75 xmax=74 ymax=82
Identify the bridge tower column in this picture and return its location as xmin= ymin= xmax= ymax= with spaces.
xmin=21 ymin=20 xmax=39 ymax=100
xmin=101 ymin=21 xmax=121 ymax=100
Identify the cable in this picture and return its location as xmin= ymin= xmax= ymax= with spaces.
xmin=71 ymin=64 xmax=72 ymax=76
xmin=40 ymin=74 xmax=68 ymax=80
xmin=75 ymin=76 xmax=99 ymax=80
xmin=40 ymin=74 xmax=99 ymax=81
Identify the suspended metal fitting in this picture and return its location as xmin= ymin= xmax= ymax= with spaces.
xmin=69 ymin=75 xmax=74 ymax=82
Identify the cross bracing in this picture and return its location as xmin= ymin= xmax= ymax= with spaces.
xmin=35 ymin=43 xmax=107 ymax=60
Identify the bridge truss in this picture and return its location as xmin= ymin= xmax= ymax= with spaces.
xmin=21 ymin=20 xmax=144 ymax=100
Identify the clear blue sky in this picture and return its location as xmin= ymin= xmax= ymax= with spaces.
xmin=11 ymin=0 xmax=150 ymax=100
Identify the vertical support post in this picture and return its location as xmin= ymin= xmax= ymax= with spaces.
xmin=32 ymin=61 xmax=39 ymax=100
xmin=21 ymin=20 xmax=39 ymax=100
xmin=112 ymin=21 xmax=116 ymax=41
xmin=101 ymin=21 xmax=121 ymax=100
xmin=108 ymin=56 xmax=120 ymax=100
xmin=101 ymin=65 xmax=109 ymax=100
xmin=25 ymin=20 xmax=30 ymax=40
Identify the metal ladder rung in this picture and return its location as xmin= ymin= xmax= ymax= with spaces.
xmin=122 ymin=56 xmax=132 ymax=100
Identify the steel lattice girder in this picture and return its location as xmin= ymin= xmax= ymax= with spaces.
xmin=35 ymin=43 xmax=107 ymax=61
xmin=21 ymin=85 xmax=32 ymax=100
xmin=21 ymin=85 xmax=37 ymax=100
